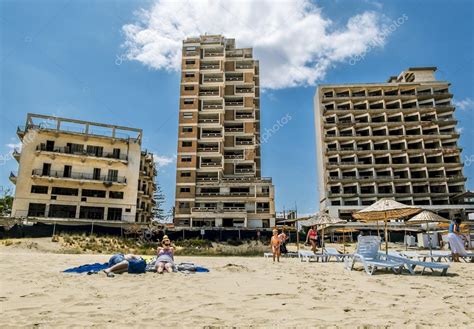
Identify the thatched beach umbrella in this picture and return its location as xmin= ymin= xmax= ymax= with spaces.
xmin=301 ymin=213 xmax=346 ymax=251
xmin=406 ymin=210 xmax=450 ymax=256
xmin=353 ymin=198 xmax=422 ymax=255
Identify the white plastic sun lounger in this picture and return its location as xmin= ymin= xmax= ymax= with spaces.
xmin=388 ymin=251 xmax=450 ymax=276
xmin=298 ymin=250 xmax=328 ymax=262
xmin=345 ymin=236 xmax=404 ymax=275
xmin=402 ymin=251 xmax=452 ymax=263
xmin=323 ymin=247 xmax=353 ymax=262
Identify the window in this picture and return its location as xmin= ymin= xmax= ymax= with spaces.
xmin=107 ymin=208 xmax=122 ymax=221
xmin=107 ymin=169 xmax=118 ymax=182
xmin=51 ymin=187 xmax=79 ymax=196
xmin=45 ymin=140 xmax=55 ymax=151
xmin=66 ymin=143 xmax=84 ymax=154
xmin=180 ymin=172 xmax=191 ymax=177
xmin=112 ymin=148 xmax=121 ymax=159
xmin=181 ymin=127 xmax=193 ymax=133
xmin=31 ymin=185 xmax=48 ymax=194
xmin=28 ymin=203 xmax=46 ymax=217
xmin=86 ymin=145 xmax=103 ymax=157
xmin=63 ymin=165 xmax=72 ymax=178
xmin=185 ymin=72 xmax=195 ymax=78
xmin=183 ymin=112 xmax=193 ymax=119
xmin=185 ymin=59 xmax=195 ymax=65
xmin=79 ymin=206 xmax=104 ymax=220
xmin=93 ymin=168 xmax=101 ymax=180
xmin=179 ymin=202 xmax=190 ymax=208
xmin=184 ymin=86 xmax=194 ymax=91
xmin=181 ymin=156 xmax=192 ymax=162
xmin=82 ymin=189 xmax=106 ymax=198
xmin=185 ymin=46 xmax=196 ymax=51
xmin=184 ymin=99 xmax=194 ymax=105
xmin=109 ymin=191 xmax=124 ymax=199
xmin=42 ymin=163 xmax=51 ymax=176
xmin=182 ymin=141 xmax=192 ymax=147
xmin=180 ymin=187 xmax=191 ymax=193
xmin=49 ymin=205 xmax=76 ymax=218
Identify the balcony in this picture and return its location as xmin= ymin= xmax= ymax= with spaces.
xmin=235 ymin=140 xmax=253 ymax=146
xmin=201 ymin=132 xmax=222 ymax=138
xmin=200 ymin=161 xmax=222 ymax=167
xmin=191 ymin=207 xmax=217 ymax=212
xmin=203 ymin=76 xmax=223 ymax=83
xmin=9 ymin=171 xmax=17 ymax=184
xmin=31 ymin=169 xmax=127 ymax=184
xmin=200 ymin=63 xmax=220 ymax=70
xmin=235 ymin=113 xmax=254 ymax=119
xmin=226 ymin=75 xmax=244 ymax=82
xmin=236 ymin=63 xmax=253 ymax=69
xmin=235 ymin=88 xmax=253 ymax=94
xmin=225 ymin=127 xmax=244 ymax=133
xmin=13 ymin=148 xmax=21 ymax=161
xmin=198 ymin=118 xmax=220 ymax=124
xmin=224 ymin=153 xmax=244 ymax=160
xmin=197 ymin=146 xmax=219 ymax=152
xmin=202 ymin=102 xmax=223 ymax=110
xmin=225 ymin=101 xmax=244 ymax=107
xmin=235 ymin=168 xmax=254 ymax=174
xmin=196 ymin=176 xmax=218 ymax=182
xmin=223 ymin=207 xmax=246 ymax=212
xmin=199 ymin=89 xmax=220 ymax=97
xmin=256 ymin=208 xmax=270 ymax=213
xmin=36 ymin=144 xmax=128 ymax=161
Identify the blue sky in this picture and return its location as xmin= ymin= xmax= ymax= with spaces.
xmin=1 ymin=0 xmax=473 ymax=215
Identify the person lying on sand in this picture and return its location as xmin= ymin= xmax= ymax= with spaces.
xmin=156 ymin=235 xmax=175 ymax=274
xmin=271 ymin=229 xmax=281 ymax=262
xmin=103 ymin=254 xmax=146 ymax=277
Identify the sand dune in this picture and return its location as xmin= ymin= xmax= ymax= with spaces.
xmin=0 ymin=247 xmax=473 ymax=328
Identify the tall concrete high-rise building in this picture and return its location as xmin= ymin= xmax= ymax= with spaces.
xmin=314 ymin=67 xmax=472 ymax=220
xmin=174 ymin=35 xmax=275 ymax=228
xmin=10 ymin=113 xmax=156 ymax=223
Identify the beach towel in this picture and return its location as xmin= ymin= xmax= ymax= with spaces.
xmin=176 ymin=262 xmax=210 ymax=273
xmin=63 ymin=263 xmax=108 ymax=274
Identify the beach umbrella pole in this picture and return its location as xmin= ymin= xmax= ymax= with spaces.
xmin=384 ymin=212 xmax=388 ymax=256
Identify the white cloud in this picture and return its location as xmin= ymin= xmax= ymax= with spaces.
xmin=121 ymin=0 xmax=388 ymax=89
xmin=457 ymin=127 xmax=464 ymax=134
xmin=154 ymin=154 xmax=175 ymax=168
xmin=453 ymin=98 xmax=474 ymax=111
xmin=6 ymin=142 xmax=22 ymax=152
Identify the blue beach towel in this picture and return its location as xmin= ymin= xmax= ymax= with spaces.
xmin=63 ymin=263 xmax=108 ymax=274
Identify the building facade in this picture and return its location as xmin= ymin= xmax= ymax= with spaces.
xmin=314 ymin=67 xmax=471 ymax=220
xmin=10 ymin=113 xmax=156 ymax=223
xmin=174 ymin=35 xmax=276 ymax=228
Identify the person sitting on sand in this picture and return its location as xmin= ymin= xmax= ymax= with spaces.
xmin=103 ymin=254 xmax=146 ymax=277
xmin=156 ymin=235 xmax=175 ymax=274
xmin=270 ymin=229 xmax=281 ymax=262
xmin=278 ymin=229 xmax=288 ymax=254
xmin=306 ymin=226 xmax=318 ymax=253
xmin=447 ymin=218 xmax=468 ymax=262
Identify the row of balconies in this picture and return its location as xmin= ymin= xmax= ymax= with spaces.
xmin=328 ymin=174 xmax=466 ymax=183
xmin=322 ymin=102 xmax=452 ymax=112
xmin=324 ymin=129 xmax=458 ymax=139
xmin=321 ymin=87 xmax=450 ymax=99
xmin=34 ymin=143 xmax=128 ymax=161
xmin=324 ymin=114 xmax=455 ymax=125
xmin=326 ymin=153 xmax=461 ymax=167
xmin=329 ymin=197 xmax=455 ymax=207
xmin=29 ymin=169 xmax=127 ymax=184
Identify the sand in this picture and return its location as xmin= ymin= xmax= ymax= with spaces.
xmin=0 ymin=244 xmax=473 ymax=328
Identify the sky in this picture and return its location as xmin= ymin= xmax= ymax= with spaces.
xmin=1 ymin=0 xmax=473 ymax=216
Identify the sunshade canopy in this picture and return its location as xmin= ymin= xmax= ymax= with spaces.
xmin=299 ymin=212 xmax=346 ymax=227
xmin=352 ymin=198 xmax=421 ymax=222
xmin=406 ymin=210 xmax=450 ymax=225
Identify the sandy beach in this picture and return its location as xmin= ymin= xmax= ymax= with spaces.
xmin=1 ymin=243 xmax=473 ymax=328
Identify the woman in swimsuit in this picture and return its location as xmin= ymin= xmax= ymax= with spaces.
xmin=270 ymin=229 xmax=281 ymax=262
xmin=306 ymin=225 xmax=318 ymax=253
xmin=156 ymin=235 xmax=175 ymax=274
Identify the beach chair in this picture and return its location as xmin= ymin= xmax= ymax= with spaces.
xmin=402 ymin=251 xmax=452 ymax=263
xmin=298 ymin=250 xmax=328 ymax=262
xmin=387 ymin=251 xmax=449 ymax=276
xmin=344 ymin=236 xmax=404 ymax=275
xmin=323 ymin=247 xmax=353 ymax=262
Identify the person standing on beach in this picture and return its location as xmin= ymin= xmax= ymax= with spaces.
xmin=270 ymin=229 xmax=281 ymax=262
xmin=278 ymin=229 xmax=288 ymax=254
xmin=306 ymin=226 xmax=318 ymax=253
xmin=447 ymin=218 xmax=467 ymax=262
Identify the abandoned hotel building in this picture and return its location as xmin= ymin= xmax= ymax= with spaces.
xmin=9 ymin=114 xmax=156 ymax=223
